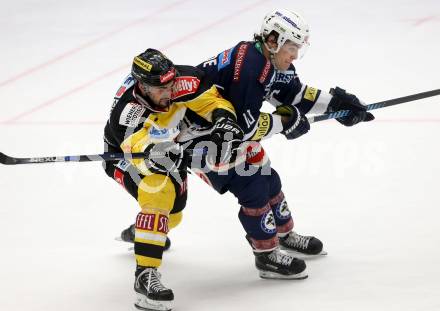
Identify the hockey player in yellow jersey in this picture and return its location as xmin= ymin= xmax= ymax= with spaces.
xmin=103 ymin=49 xmax=243 ymax=311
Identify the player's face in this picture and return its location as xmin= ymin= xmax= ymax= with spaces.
xmin=273 ymin=41 xmax=300 ymax=71
xmin=140 ymin=81 xmax=174 ymax=109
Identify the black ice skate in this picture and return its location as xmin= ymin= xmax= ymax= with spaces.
xmin=279 ymin=231 xmax=327 ymax=259
xmin=118 ymin=224 xmax=171 ymax=251
xmin=134 ymin=267 xmax=174 ymax=311
xmin=254 ymin=248 xmax=308 ymax=280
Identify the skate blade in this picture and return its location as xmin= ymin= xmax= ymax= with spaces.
xmin=280 ymin=248 xmax=328 ymax=260
xmin=134 ymin=293 xmax=172 ymax=311
xmin=258 ymin=270 xmax=308 ymax=280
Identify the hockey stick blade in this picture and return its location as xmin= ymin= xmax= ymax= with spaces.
xmin=0 ymin=152 xmax=18 ymax=165
xmin=308 ymin=88 xmax=440 ymax=123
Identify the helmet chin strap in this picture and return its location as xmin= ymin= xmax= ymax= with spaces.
xmin=263 ymin=41 xmax=282 ymax=70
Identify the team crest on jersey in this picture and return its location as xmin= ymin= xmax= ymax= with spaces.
xmin=119 ymin=103 xmax=146 ymax=127
xmin=217 ymin=47 xmax=234 ymax=70
xmin=172 ymin=76 xmax=200 ymax=100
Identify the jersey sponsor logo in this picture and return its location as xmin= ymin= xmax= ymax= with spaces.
xmin=233 ymin=44 xmax=249 ymax=81
xmin=157 ymin=215 xmax=169 ymax=234
xmin=251 ymin=113 xmax=271 ymax=141
xmin=124 ymin=75 xmax=135 ymax=85
xmin=217 ymin=47 xmax=234 ymax=70
xmin=273 ymin=70 xmax=295 ymax=84
xmin=149 ymin=126 xmax=179 ymax=139
xmin=171 ymin=76 xmax=200 ymax=100
xmin=304 ymin=86 xmax=318 ymax=102
xmin=259 ymin=60 xmax=271 ymax=84
xmin=133 ymin=56 xmax=152 ymax=72
xmin=119 ymin=103 xmax=146 ymax=127
xmin=136 ymin=213 xmax=156 ymax=231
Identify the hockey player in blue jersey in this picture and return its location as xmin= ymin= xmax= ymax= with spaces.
xmin=119 ymin=9 xmax=374 ymax=283
xmin=176 ymin=9 xmax=374 ymax=279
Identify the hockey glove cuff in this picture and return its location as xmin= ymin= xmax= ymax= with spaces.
xmin=210 ymin=109 xmax=244 ymax=164
xmin=275 ymin=105 xmax=310 ymax=140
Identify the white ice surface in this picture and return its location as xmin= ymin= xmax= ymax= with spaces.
xmin=1 ymin=1 xmax=440 ymax=310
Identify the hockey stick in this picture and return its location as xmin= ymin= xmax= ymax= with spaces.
xmin=0 ymin=152 xmax=148 ymax=165
xmin=2 ymin=89 xmax=438 ymax=165
xmin=308 ymin=88 xmax=440 ymax=123
xmin=0 ymin=148 xmax=206 ymax=166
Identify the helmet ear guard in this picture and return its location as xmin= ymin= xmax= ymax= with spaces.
xmin=259 ymin=9 xmax=310 ymax=54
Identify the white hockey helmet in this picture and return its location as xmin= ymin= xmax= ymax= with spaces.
xmin=260 ymin=9 xmax=310 ymax=54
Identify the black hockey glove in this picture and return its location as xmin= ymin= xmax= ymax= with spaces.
xmin=328 ymin=87 xmax=375 ymax=126
xmin=275 ymin=105 xmax=310 ymax=140
xmin=210 ymin=109 xmax=244 ymax=164
xmin=144 ymin=141 xmax=187 ymax=174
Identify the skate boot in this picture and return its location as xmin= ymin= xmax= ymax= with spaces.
xmin=120 ymin=224 xmax=171 ymax=251
xmin=254 ymin=248 xmax=308 ymax=280
xmin=279 ymin=231 xmax=327 ymax=259
xmin=134 ymin=267 xmax=174 ymax=311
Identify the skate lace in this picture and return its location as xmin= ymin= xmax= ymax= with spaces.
xmin=286 ymin=232 xmax=310 ymax=250
xmin=136 ymin=268 xmax=168 ymax=293
xmin=269 ymin=250 xmax=293 ymax=266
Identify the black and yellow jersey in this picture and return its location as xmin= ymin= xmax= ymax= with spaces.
xmin=104 ymin=65 xmax=235 ymax=175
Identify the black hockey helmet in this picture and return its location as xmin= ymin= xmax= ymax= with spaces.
xmin=131 ymin=48 xmax=177 ymax=86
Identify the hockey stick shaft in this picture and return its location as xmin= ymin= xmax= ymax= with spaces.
xmin=308 ymin=88 xmax=440 ymax=123
xmin=0 ymin=149 xmax=205 ymax=165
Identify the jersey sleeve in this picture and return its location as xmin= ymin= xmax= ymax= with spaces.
xmin=267 ymin=65 xmax=332 ymax=115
